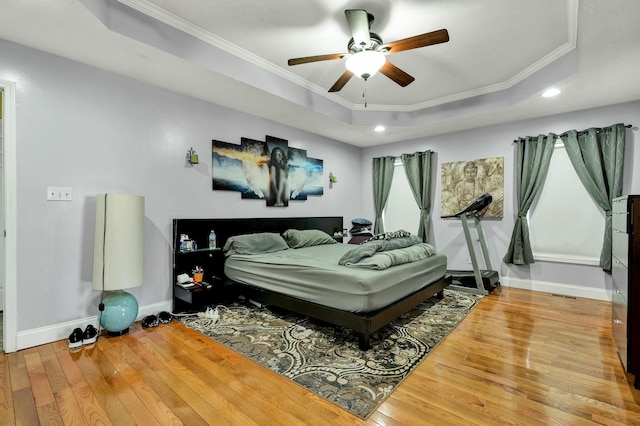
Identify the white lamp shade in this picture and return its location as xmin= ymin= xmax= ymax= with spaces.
xmin=345 ymin=51 xmax=386 ymax=80
xmin=92 ymin=194 xmax=145 ymax=291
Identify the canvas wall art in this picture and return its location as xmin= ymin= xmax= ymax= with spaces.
xmin=212 ymin=135 xmax=323 ymax=207
xmin=440 ymin=157 xmax=504 ymax=218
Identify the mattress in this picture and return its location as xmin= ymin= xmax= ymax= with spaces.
xmin=224 ymin=243 xmax=447 ymax=313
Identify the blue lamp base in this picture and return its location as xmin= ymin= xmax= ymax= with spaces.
xmin=100 ymin=290 xmax=139 ymax=336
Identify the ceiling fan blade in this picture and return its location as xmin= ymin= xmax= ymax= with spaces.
xmin=288 ymin=53 xmax=346 ymax=66
xmin=345 ymin=9 xmax=371 ymax=48
xmin=379 ymin=61 xmax=415 ymax=87
xmin=383 ymin=29 xmax=449 ymax=54
xmin=328 ymin=70 xmax=354 ymax=92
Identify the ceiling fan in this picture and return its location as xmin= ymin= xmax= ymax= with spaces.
xmin=287 ymin=9 xmax=449 ymax=93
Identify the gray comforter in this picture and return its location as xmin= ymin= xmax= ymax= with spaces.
xmin=339 ymin=236 xmax=437 ymax=270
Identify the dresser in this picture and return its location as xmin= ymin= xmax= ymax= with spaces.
xmin=612 ymin=195 xmax=640 ymax=387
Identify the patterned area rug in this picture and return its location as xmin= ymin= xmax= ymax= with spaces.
xmin=182 ymin=289 xmax=482 ymax=419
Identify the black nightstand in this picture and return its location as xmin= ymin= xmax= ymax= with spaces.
xmin=173 ymin=278 xmax=235 ymax=313
xmin=172 ymin=245 xmax=232 ymax=312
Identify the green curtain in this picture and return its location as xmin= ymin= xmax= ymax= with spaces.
xmin=372 ymin=156 xmax=396 ymax=234
xmin=503 ymin=134 xmax=556 ymax=264
xmin=401 ymin=151 xmax=432 ymax=242
xmin=562 ymin=124 xmax=626 ymax=271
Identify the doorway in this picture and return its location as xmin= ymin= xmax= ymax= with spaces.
xmin=0 ymin=88 xmax=3 ymax=351
xmin=1 ymin=80 xmax=17 ymax=353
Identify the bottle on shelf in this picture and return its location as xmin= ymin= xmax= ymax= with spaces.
xmin=209 ymin=230 xmax=217 ymax=249
xmin=179 ymin=234 xmax=190 ymax=252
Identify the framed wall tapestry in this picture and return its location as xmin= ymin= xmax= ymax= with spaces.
xmin=440 ymin=156 xmax=504 ymax=218
xmin=212 ymin=135 xmax=323 ymax=207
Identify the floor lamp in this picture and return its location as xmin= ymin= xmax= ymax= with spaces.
xmin=92 ymin=194 xmax=145 ymax=336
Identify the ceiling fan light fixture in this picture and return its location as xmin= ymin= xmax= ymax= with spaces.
xmin=287 ymin=10 xmax=448 ymax=92
xmin=345 ymin=50 xmax=386 ymax=80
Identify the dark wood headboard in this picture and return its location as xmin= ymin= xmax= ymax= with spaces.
xmin=172 ymin=216 xmax=344 ymax=252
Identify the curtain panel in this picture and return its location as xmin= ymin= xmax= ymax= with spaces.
xmin=401 ymin=151 xmax=432 ymax=243
xmin=562 ymin=123 xmax=626 ymax=270
xmin=503 ymin=134 xmax=556 ymax=265
xmin=372 ymin=156 xmax=396 ymax=234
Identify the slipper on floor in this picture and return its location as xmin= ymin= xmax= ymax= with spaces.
xmin=158 ymin=311 xmax=173 ymax=324
xmin=142 ymin=315 xmax=158 ymax=328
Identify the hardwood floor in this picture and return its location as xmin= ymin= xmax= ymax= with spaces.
xmin=2 ymin=287 xmax=640 ymax=425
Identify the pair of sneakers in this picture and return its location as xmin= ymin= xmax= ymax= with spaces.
xmin=68 ymin=324 xmax=98 ymax=349
xmin=142 ymin=311 xmax=173 ymax=328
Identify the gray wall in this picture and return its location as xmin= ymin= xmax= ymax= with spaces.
xmin=0 ymin=39 xmax=362 ymax=334
xmin=361 ymin=101 xmax=639 ymax=298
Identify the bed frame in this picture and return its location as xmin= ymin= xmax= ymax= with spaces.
xmin=235 ymin=277 xmax=450 ymax=350
xmin=177 ymin=216 xmax=450 ymax=350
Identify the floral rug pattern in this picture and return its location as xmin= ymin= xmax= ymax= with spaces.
xmin=182 ymin=289 xmax=482 ymax=419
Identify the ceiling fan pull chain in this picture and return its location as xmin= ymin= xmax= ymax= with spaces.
xmin=363 ymin=80 xmax=367 ymax=108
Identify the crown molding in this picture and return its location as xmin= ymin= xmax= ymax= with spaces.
xmin=119 ymin=0 xmax=578 ymax=113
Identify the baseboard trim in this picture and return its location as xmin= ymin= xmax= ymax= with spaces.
xmin=16 ymin=278 xmax=610 ymax=349
xmin=16 ymin=300 xmax=173 ymax=351
xmin=500 ymin=277 xmax=609 ymax=301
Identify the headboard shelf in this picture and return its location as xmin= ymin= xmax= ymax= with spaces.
xmin=172 ymin=216 xmax=343 ymax=252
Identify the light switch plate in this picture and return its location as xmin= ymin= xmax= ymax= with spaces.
xmin=47 ymin=187 xmax=72 ymax=201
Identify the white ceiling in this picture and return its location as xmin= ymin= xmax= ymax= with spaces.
xmin=1 ymin=0 xmax=639 ymax=147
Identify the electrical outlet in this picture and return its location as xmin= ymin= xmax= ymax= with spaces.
xmin=47 ymin=187 xmax=72 ymax=201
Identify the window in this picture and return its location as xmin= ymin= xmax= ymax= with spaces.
xmin=528 ymin=140 xmax=604 ymax=265
xmin=383 ymin=160 xmax=420 ymax=234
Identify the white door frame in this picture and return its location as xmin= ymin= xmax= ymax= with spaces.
xmin=1 ymin=80 xmax=17 ymax=353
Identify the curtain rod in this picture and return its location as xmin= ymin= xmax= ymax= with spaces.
xmin=512 ymin=124 xmax=632 ymax=143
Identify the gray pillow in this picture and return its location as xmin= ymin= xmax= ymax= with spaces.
xmin=223 ymin=232 xmax=289 ymax=256
xmin=283 ymin=229 xmax=337 ymax=249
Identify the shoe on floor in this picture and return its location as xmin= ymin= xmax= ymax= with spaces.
xmin=142 ymin=314 xmax=158 ymax=328
xmin=83 ymin=324 xmax=98 ymax=345
xmin=158 ymin=311 xmax=172 ymax=324
xmin=68 ymin=327 xmax=83 ymax=349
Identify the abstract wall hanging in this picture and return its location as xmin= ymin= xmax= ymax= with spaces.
xmin=212 ymin=135 xmax=323 ymax=207
xmin=440 ymin=157 xmax=504 ymax=218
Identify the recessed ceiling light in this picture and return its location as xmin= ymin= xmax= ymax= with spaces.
xmin=541 ymin=88 xmax=561 ymax=98
xmin=374 ymin=125 xmax=386 ymax=132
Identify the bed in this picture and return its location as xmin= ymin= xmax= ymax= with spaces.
xmin=196 ymin=217 xmax=450 ymax=350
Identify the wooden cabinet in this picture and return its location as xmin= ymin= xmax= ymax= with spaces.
xmin=612 ymin=195 xmax=640 ymax=387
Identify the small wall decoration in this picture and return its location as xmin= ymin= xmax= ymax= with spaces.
xmin=212 ymin=135 xmax=323 ymax=207
xmin=440 ymin=156 xmax=504 ymax=218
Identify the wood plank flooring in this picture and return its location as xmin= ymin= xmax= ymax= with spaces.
xmin=2 ymin=287 xmax=640 ymax=425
